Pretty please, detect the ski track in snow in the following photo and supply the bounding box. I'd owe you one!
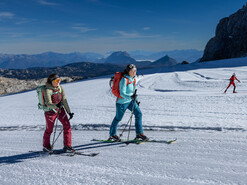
[1,68,247,131]
[1,62,247,184]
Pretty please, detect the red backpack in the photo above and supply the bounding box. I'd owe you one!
[111,72,136,99]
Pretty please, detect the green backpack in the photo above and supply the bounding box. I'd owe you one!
[37,85,61,112]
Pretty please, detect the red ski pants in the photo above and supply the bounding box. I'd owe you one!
[226,81,236,89]
[43,108,71,148]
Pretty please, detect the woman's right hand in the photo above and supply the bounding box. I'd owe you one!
[56,101,63,108]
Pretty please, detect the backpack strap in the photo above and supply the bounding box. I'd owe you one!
[123,76,129,86]
[41,89,46,108]
[124,77,136,86]
[117,76,136,101]
[123,76,136,86]
[46,87,62,113]
[50,86,62,99]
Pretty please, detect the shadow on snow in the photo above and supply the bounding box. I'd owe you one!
[0,141,125,165]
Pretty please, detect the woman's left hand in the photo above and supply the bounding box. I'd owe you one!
[69,113,74,120]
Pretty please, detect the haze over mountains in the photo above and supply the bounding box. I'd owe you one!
[0,51,178,81]
[129,49,203,63]
[0,49,202,69]
[0,52,104,69]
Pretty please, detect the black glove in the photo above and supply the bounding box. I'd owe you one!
[56,101,63,108]
[136,101,140,106]
[131,93,138,100]
[68,113,74,120]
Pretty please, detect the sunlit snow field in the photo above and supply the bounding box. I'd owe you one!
[0,57,247,184]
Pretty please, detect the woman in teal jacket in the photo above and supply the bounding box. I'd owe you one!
[109,64,148,141]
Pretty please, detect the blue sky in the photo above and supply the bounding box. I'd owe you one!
[0,0,246,54]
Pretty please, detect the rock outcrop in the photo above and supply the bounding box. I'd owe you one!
[0,77,75,96]
[200,5,247,62]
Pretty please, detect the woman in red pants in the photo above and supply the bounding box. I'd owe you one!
[43,73,74,152]
[224,73,240,93]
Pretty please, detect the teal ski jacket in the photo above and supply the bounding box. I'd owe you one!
[117,74,137,104]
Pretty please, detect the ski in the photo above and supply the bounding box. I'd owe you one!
[29,150,99,157]
[91,139,141,144]
[52,150,99,157]
[91,138,177,144]
[144,138,177,144]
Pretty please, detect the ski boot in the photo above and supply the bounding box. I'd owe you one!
[135,133,149,141]
[43,146,53,153]
[233,87,237,93]
[108,135,121,142]
[63,146,75,153]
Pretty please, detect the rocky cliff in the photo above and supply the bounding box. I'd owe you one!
[200,5,247,62]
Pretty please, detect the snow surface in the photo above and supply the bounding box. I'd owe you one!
[0,57,247,184]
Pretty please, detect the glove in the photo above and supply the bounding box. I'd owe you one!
[136,101,140,106]
[56,101,63,108]
[69,113,74,120]
[131,93,138,100]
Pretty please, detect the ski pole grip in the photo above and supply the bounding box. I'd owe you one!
[133,89,137,101]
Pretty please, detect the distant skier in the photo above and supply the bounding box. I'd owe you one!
[224,73,240,93]
[109,64,148,141]
[42,74,75,152]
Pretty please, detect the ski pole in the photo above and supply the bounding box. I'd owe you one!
[127,109,134,141]
[51,109,60,149]
[53,128,63,147]
[119,89,137,138]
[127,89,137,141]
[220,86,226,92]
[221,80,229,92]
[119,111,133,138]
[52,111,74,148]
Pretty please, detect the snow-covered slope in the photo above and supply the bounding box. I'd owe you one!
[1,61,247,131]
[0,58,247,184]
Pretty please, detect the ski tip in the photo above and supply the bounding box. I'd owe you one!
[92,153,100,157]
[167,138,177,144]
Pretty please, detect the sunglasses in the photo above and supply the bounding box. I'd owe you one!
[54,78,61,83]
[131,68,137,72]
[129,64,137,71]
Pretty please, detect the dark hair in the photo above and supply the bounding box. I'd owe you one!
[123,68,129,75]
[123,64,136,75]
[47,73,60,84]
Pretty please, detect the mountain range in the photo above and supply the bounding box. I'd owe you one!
[0,51,177,80]
[0,62,123,80]
[0,49,200,69]
[104,51,178,68]
[0,52,104,69]
[129,49,203,63]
